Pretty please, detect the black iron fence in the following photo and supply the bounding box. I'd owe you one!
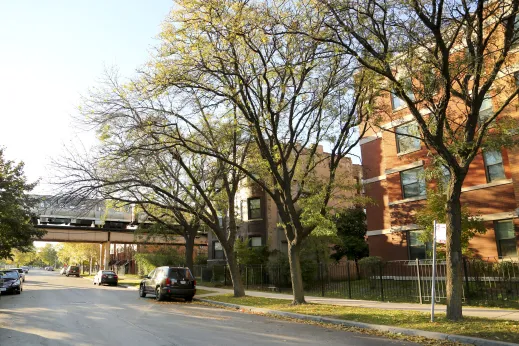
[193,257,519,307]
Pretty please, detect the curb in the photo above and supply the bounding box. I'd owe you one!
[195,298,518,346]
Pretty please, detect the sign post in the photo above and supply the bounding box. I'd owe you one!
[431,221,446,322]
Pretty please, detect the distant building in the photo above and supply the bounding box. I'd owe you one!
[207,145,362,262]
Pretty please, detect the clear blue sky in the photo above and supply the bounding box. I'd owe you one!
[0,1,173,193]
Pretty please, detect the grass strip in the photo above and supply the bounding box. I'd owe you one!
[195,289,217,295]
[205,294,519,343]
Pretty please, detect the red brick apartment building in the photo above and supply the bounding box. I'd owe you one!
[361,90,519,261]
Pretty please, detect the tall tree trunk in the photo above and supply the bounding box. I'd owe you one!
[89,257,92,275]
[184,233,195,272]
[223,247,245,297]
[288,241,306,304]
[445,178,464,321]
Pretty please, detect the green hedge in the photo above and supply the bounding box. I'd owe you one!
[134,252,184,275]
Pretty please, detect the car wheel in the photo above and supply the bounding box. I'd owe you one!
[139,284,146,298]
[185,296,193,302]
[77,275,80,277]
[66,274,69,277]
[155,287,164,301]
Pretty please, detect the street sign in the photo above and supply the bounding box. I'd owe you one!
[435,223,446,244]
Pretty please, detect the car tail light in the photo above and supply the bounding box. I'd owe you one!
[194,279,197,286]
[165,277,171,285]
[114,275,118,278]
[102,275,107,278]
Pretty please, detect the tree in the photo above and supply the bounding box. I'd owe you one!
[319,0,519,319]
[330,208,368,262]
[0,148,45,259]
[38,244,58,266]
[55,72,250,297]
[416,165,486,257]
[148,0,371,304]
[56,243,99,273]
[7,248,38,266]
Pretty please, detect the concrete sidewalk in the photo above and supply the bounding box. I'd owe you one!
[196,285,519,321]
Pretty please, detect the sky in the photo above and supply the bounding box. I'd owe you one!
[0,0,361,199]
[0,0,174,193]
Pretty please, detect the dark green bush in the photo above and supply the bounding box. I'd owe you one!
[134,251,184,275]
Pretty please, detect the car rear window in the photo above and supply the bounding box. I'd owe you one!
[70,266,79,270]
[103,271,115,275]
[168,268,193,280]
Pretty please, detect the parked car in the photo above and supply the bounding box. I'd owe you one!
[66,266,80,277]
[60,267,67,275]
[10,268,25,282]
[139,266,196,302]
[21,266,29,273]
[93,270,118,286]
[0,270,23,294]
[47,267,55,271]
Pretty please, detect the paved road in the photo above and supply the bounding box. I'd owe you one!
[0,270,418,346]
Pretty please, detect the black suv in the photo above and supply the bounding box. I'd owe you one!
[139,266,196,302]
[66,266,80,277]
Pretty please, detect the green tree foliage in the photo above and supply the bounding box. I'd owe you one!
[416,166,486,257]
[134,250,184,276]
[6,248,38,266]
[0,149,44,259]
[38,244,58,266]
[330,209,369,262]
[57,243,99,267]
[234,238,269,266]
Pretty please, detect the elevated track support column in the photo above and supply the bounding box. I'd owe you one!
[104,241,111,270]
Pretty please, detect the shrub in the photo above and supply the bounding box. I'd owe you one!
[235,238,270,265]
[134,251,184,275]
[194,254,208,265]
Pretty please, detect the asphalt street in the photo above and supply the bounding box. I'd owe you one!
[0,269,419,346]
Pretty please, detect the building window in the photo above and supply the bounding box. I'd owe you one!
[250,236,262,247]
[391,79,414,110]
[495,220,517,258]
[213,241,224,260]
[408,230,431,260]
[248,198,261,220]
[440,165,451,187]
[400,167,426,199]
[513,19,519,48]
[478,95,493,122]
[396,122,421,153]
[280,241,288,255]
[483,150,506,182]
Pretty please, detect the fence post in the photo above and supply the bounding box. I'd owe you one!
[260,264,263,291]
[379,261,385,302]
[224,265,227,286]
[416,258,423,304]
[463,257,470,305]
[320,263,325,297]
[347,262,352,299]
